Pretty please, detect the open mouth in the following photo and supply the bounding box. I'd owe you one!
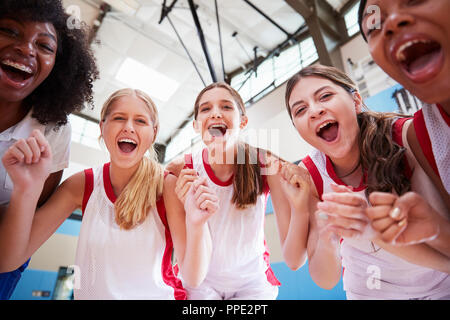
[117,138,137,153]
[208,124,227,137]
[316,120,339,142]
[395,38,443,82]
[0,59,34,84]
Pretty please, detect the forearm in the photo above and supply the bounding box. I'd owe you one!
[282,207,309,270]
[179,222,212,288]
[375,240,450,274]
[427,214,450,258]
[308,236,342,290]
[0,187,42,272]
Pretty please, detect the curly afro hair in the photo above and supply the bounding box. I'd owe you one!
[0,0,99,127]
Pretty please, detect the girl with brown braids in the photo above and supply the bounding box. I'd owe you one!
[0,0,98,299]
[284,64,449,299]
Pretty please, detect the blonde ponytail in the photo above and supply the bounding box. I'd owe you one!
[100,88,164,230]
[114,150,164,230]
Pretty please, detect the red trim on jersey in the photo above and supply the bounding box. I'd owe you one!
[261,193,280,286]
[262,174,270,198]
[392,117,413,179]
[437,104,450,126]
[264,239,281,286]
[413,109,441,180]
[82,168,94,217]
[156,187,187,300]
[325,156,366,192]
[202,148,234,186]
[103,163,117,204]
[184,153,193,170]
[302,155,324,199]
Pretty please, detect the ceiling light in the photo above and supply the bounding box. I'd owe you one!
[115,57,180,102]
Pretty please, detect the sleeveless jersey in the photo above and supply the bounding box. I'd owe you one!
[184,149,280,292]
[303,143,450,300]
[413,103,450,193]
[73,163,186,300]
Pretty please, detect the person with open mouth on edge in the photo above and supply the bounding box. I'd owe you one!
[166,82,311,299]
[358,0,450,258]
[0,0,98,300]
[284,64,450,300]
[0,88,220,300]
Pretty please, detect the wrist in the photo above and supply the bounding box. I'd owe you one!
[186,219,208,231]
[318,230,340,246]
[12,184,43,199]
[426,214,445,245]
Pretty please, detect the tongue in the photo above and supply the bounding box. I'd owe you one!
[208,128,225,137]
[118,142,136,153]
[408,50,440,74]
[320,123,338,142]
[2,65,30,82]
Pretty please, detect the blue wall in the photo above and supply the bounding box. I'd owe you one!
[364,84,403,112]
[12,262,345,300]
[10,269,57,300]
[272,262,345,300]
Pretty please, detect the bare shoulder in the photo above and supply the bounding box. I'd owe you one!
[165,156,185,177]
[57,171,86,207]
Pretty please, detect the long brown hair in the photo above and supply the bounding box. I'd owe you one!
[285,65,411,196]
[100,88,164,230]
[194,82,264,209]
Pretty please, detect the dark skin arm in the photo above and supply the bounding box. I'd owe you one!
[0,169,64,216]
[0,169,64,264]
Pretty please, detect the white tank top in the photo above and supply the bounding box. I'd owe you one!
[413,103,450,193]
[303,142,450,299]
[184,149,280,292]
[73,163,186,300]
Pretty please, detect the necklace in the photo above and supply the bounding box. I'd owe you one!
[337,160,361,179]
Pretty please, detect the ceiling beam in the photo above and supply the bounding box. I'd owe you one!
[285,0,345,67]
[187,0,217,83]
[242,0,292,38]
[339,0,359,15]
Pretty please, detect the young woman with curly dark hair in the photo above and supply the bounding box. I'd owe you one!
[0,0,98,299]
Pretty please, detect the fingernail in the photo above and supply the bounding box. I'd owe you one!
[398,218,407,227]
[390,207,401,219]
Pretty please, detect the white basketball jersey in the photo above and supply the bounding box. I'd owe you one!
[73,163,186,300]
[413,103,450,193]
[303,147,450,300]
[184,149,280,292]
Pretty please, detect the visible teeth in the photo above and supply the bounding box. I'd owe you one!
[209,124,227,129]
[118,138,136,144]
[317,121,335,133]
[396,39,431,62]
[1,60,33,74]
